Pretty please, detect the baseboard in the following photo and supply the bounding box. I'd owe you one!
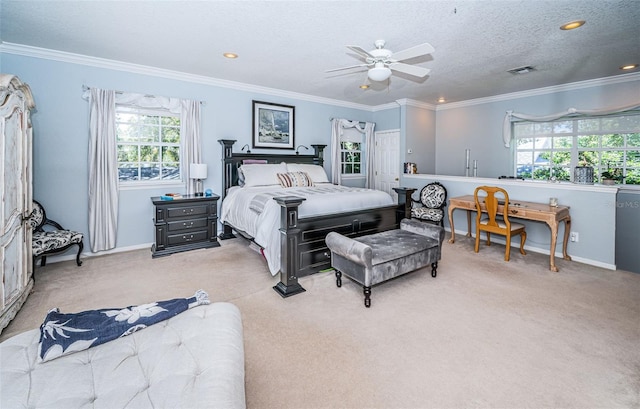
[37,243,153,266]
[446,227,616,271]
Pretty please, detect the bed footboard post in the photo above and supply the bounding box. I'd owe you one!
[393,187,416,223]
[273,196,307,298]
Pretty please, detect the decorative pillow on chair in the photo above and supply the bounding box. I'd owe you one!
[277,171,314,188]
[38,290,210,362]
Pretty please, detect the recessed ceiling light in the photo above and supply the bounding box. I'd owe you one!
[438,97,446,103]
[223,53,238,59]
[620,64,639,70]
[359,84,370,89]
[560,20,586,30]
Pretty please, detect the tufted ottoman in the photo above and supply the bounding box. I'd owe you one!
[0,302,246,409]
[326,218,444,307]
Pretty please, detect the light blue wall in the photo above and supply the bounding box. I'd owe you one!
[3,54,373,251]
[402,175,618,269]
[434,80,640,177]
[405,105,436,174]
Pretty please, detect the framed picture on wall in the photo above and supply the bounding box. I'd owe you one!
[252,100,295,149]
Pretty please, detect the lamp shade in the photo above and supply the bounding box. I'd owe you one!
[368,64,392,82]
[189,163,207,179]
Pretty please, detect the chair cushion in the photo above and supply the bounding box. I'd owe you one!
[32,230,84,256]
[411,207,444,222]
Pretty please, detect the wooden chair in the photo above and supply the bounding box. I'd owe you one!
[473,186,526,261]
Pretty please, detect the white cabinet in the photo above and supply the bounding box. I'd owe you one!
[0,75,35,334]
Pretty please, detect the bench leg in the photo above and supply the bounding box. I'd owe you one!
[431,261,438,278]
[335,270,342,287]
[363,286,371,308]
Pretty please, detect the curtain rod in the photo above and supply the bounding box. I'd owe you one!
[82,85,205,104]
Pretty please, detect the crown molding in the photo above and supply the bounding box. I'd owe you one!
[0,42,373,111]
[435,72,640,111]
[3,42,638,114]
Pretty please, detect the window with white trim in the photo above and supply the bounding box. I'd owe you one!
[513,112,640,185]
[340,127,363,176]
[116,106,181,183]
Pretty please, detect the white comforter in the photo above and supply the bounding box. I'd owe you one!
[220,184,395,275]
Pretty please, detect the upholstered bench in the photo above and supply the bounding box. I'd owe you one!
[325,218,444,307]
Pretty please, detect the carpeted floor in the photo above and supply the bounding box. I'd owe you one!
[2,237,639,408]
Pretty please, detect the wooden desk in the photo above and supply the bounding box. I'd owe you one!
[447,195,571,272]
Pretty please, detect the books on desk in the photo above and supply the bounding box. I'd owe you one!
[161,193,183,200]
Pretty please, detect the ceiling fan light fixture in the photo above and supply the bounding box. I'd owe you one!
[368,65,392,82]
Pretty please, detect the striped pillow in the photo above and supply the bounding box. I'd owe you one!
[277,171,314,188]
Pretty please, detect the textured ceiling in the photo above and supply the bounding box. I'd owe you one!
[1,0,639,107]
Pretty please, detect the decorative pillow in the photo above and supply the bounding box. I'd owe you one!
[277,171,314,188]
[38,290,210,363]
[286,163,330,183]
[240,163,287,187]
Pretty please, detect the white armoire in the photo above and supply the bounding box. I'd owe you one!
[0,74,35,334]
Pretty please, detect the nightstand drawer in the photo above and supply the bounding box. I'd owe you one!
[167,217,208,232]
[167,204,209,220]
[167,230,209,245]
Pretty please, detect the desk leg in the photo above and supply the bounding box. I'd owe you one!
[448,206,456,243]
[548,220,560,272]
[466,210,472,238]
[562,216,572,261]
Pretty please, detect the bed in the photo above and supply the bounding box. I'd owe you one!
[218,139,414,297]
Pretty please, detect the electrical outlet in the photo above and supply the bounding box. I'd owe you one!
[570,232,579,242]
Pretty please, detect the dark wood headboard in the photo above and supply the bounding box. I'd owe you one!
[218,139,327,199]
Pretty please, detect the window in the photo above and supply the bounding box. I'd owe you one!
[340,141,362,175]
[116,106,181,183]
[513,112,640,185]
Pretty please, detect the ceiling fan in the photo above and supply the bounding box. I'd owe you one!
[327,39,434,82]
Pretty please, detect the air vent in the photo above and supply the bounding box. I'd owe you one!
[507,66,536,75]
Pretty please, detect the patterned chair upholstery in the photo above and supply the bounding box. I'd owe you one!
[411,182,448,226]
[29,200,83,268]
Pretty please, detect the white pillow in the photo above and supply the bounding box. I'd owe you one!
[239,163,288,187]
[286,163,330,183]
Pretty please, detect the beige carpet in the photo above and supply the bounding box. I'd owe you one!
[2,237,639,409]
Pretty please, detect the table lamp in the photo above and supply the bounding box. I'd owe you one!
[190,163,207,196]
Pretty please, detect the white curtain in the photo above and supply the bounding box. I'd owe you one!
[502,102,640,148]
[88,88,118,252]
[330,118,376,187]
[180,100,201,195]
[85,87,202,250]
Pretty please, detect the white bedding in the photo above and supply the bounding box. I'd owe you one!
[220,184,395,275]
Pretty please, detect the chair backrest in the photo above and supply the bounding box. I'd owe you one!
[419,182,447,209]
[473,186,513,230]
[29,200,46,231]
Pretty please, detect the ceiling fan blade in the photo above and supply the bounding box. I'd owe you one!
[346,45,374,59]
[389,62,431,78]
[326,64,369,73]
[390,42,435,61]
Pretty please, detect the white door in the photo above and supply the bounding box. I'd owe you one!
[374,130,400,201]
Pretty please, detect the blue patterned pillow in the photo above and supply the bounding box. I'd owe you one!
[38,290,210,362]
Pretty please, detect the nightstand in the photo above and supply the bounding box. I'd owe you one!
[151,194,220,257]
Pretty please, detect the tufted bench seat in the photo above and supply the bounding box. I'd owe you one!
[0,302,246,409]
[326,218,444,307]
